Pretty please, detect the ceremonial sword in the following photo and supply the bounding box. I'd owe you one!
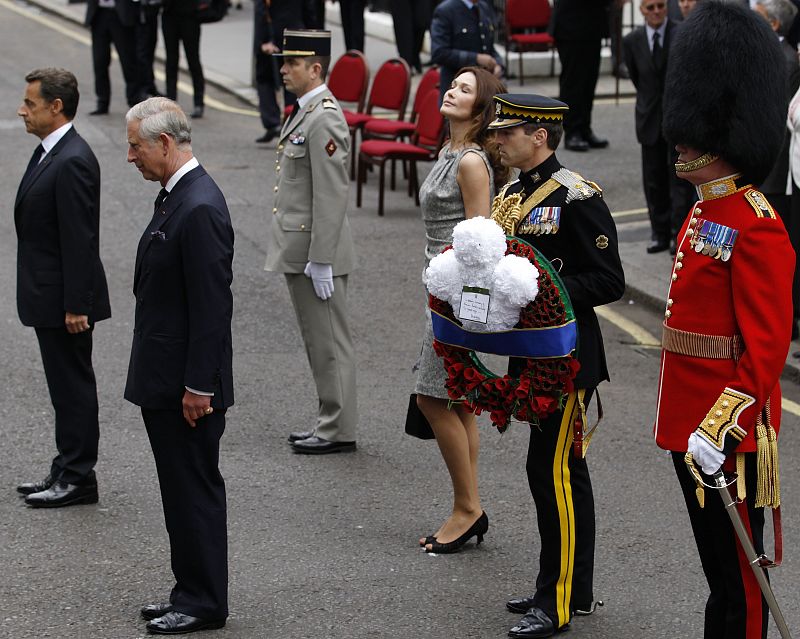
[712,471,792,639]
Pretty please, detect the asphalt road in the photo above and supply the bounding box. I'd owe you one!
[1,4,800,638]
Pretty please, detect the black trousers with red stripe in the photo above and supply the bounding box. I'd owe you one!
[672,452,768,639]
[526,389,596,629]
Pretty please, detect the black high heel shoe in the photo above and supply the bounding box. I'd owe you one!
[424,512,488,554]
[419,535,437,547]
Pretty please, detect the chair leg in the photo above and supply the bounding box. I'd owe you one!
[357,152,364,207]
[412,161,420,206]
[378,160,386,217]
[519,51,524,86]
[550,48,555,77]
[390,159,396,191]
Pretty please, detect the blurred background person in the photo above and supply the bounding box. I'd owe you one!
[430,0,503,105]
[415,66,507,554]
[253,0,316,143]
[552,0,620,152]
[755,0,800,244]
[162,0,206,118]
[390,0,432,73]
[624,0,695,255]
[85,0,139,114]
[677,0,697,18]
[339,0,367,50]
[135,0,162,100]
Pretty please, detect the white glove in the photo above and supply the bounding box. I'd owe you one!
[687,432,726,476]
[304,261,334,300]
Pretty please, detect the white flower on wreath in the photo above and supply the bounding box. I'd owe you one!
[424,216,540,332]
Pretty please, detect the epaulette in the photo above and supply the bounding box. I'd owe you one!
[744,189,778,219]
[552,168,602,203]
[321,97,338,110]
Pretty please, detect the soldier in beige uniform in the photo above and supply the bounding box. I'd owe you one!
[265,30,358,454]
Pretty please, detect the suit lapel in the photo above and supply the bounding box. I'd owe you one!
[15,127,77,210]
[133,165,206,292]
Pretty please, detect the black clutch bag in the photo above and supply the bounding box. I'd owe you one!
[405,393,435,440]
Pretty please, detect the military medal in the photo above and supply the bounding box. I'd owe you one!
[519,206,562,235]
[694,220,710,253]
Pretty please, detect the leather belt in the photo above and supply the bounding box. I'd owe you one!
[662,323,744,360]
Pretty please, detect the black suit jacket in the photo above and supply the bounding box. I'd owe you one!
[15,127,111,328]
[85,0,138,27]
[623,21,678,147]
[125,165,235,410]
[761,38,800,194]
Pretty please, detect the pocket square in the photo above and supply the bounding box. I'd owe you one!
[150,230,167,241]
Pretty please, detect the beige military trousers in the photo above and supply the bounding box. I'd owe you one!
[284,273,358,442]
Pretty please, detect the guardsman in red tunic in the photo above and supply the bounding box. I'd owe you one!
[655,3,794,638]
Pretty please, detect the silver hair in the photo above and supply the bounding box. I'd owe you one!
[757,0,798,35]
[126,97,192,148]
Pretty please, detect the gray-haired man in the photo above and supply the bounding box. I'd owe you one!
[125,97,234,635]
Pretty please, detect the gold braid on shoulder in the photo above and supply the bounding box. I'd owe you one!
[491,190,523,235]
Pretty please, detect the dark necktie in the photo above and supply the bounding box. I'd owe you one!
[21,144,44,187]
[154,187,168,213]
[652,31,664,70]
[286,102,300,125]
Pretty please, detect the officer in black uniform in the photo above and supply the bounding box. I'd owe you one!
[488,94,625,639]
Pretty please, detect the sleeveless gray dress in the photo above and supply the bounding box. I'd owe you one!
[414,145,494,399]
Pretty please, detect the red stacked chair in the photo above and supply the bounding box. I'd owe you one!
[505,0,556,84]
[356,88,445,217]
[362,66,440,191]
[342,58,411,179]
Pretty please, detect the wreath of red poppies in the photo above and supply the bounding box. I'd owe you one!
[429,238,580,432]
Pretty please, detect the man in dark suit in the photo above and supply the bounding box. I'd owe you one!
[551,0,616,152]
[755,0,800,222]
[253,0,317,143]
[339,0,368,51]
[430,0,503,105]
[125,97,234,635]
[391,0,432,73]
[15,68,110,508]
[85,0,139,114]
[624,0,695,254]
[162,0,206,118]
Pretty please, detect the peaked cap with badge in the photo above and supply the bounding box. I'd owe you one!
[655,4,795,635]
[273,29,332,57]
[488,94,568,130]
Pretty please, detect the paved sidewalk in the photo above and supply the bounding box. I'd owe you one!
[21,0,800,381]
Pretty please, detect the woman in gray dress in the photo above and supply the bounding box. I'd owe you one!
[416,67,508,554]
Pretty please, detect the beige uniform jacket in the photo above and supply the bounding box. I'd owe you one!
[265,88,356,275]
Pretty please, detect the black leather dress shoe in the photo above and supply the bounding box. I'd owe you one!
[146,611,225,634]
[141,603,173,621]
[669,240,678,256]
[564,135,589,152]
[585,132,609,148]
[288,430,314,443]
[506,594,536,614]
[291,436,356,454]
[191,105,204,119]
[24,479,98,508]
[89,106,108,115]
[17,473,55,496]
[256,127,281,143]
[508,607,565,638]
[646,240,670,254]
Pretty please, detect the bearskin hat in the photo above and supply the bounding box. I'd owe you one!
[662,0,786,184]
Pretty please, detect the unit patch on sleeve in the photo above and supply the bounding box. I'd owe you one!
[325,138,337,157]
